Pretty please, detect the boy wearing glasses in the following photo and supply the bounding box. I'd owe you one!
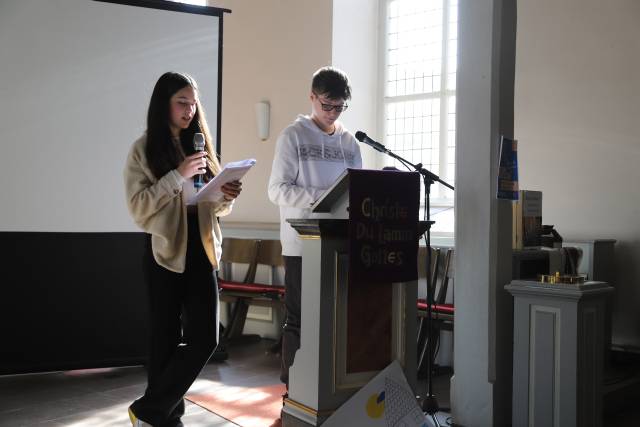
[268,66,362,389]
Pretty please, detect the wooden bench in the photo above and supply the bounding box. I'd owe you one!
[217,238,285,344]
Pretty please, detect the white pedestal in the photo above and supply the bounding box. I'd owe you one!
[505,280,613,427]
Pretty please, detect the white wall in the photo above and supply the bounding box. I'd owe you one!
[209,0,382,228]
[332,0,381,169]
[515,0,640,348]
[208,0,334,226]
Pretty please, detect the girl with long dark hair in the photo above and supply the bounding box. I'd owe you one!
[124,72,241,427]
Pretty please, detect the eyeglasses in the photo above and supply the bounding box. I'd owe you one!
[313,92,348,113]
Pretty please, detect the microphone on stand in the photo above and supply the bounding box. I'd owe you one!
[355,131,388,153]
[193,132,205,191]
[355,128,454,425]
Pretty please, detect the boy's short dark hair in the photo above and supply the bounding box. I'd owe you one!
[311,66,351,100]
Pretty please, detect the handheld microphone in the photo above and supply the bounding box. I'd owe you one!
[193,132,205,191]
[355,131,387,153]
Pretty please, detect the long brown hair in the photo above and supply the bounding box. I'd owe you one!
[145,72,220,180]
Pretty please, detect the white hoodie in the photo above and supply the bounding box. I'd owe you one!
[268,115,362,256]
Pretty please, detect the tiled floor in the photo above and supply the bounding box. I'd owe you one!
[5,341,640,427]
[0,339,454,427]
[0,340,282,427]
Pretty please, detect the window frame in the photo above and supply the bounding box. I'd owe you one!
[378,0,457,214]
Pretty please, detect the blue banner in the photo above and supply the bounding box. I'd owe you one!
[497,136,519,200]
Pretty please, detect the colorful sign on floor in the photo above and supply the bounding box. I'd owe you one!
[323,361,428,427]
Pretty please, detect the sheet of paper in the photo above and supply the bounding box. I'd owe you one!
[188,158,256,204]
[322,361,428,427]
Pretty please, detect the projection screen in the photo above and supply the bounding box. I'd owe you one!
[0,0,226,232]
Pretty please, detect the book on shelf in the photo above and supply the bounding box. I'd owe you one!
[512,190,542,249]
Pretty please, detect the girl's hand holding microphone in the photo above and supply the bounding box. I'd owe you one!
[177,151,208,179]
[176,151,241,202]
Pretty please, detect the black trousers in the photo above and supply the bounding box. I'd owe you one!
[280,255,302,386]
[131,213,219,426]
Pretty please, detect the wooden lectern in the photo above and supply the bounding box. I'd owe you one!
[281,169,430,426]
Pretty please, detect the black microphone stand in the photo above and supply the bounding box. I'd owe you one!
[376,145,454,426]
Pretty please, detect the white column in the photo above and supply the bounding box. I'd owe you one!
[452,0,516,425]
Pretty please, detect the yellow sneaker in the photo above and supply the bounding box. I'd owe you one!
[128,407,152,426]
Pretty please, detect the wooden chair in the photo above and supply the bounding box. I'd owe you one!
[217,238,285,343]
[416,247,454,376]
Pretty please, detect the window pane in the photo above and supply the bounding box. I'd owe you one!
[446,1,458,90]
[383,0,457,234]
[385,0,443,97]
[430,207,454,233]
[448,72,457,90]
[383,98,440,172]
